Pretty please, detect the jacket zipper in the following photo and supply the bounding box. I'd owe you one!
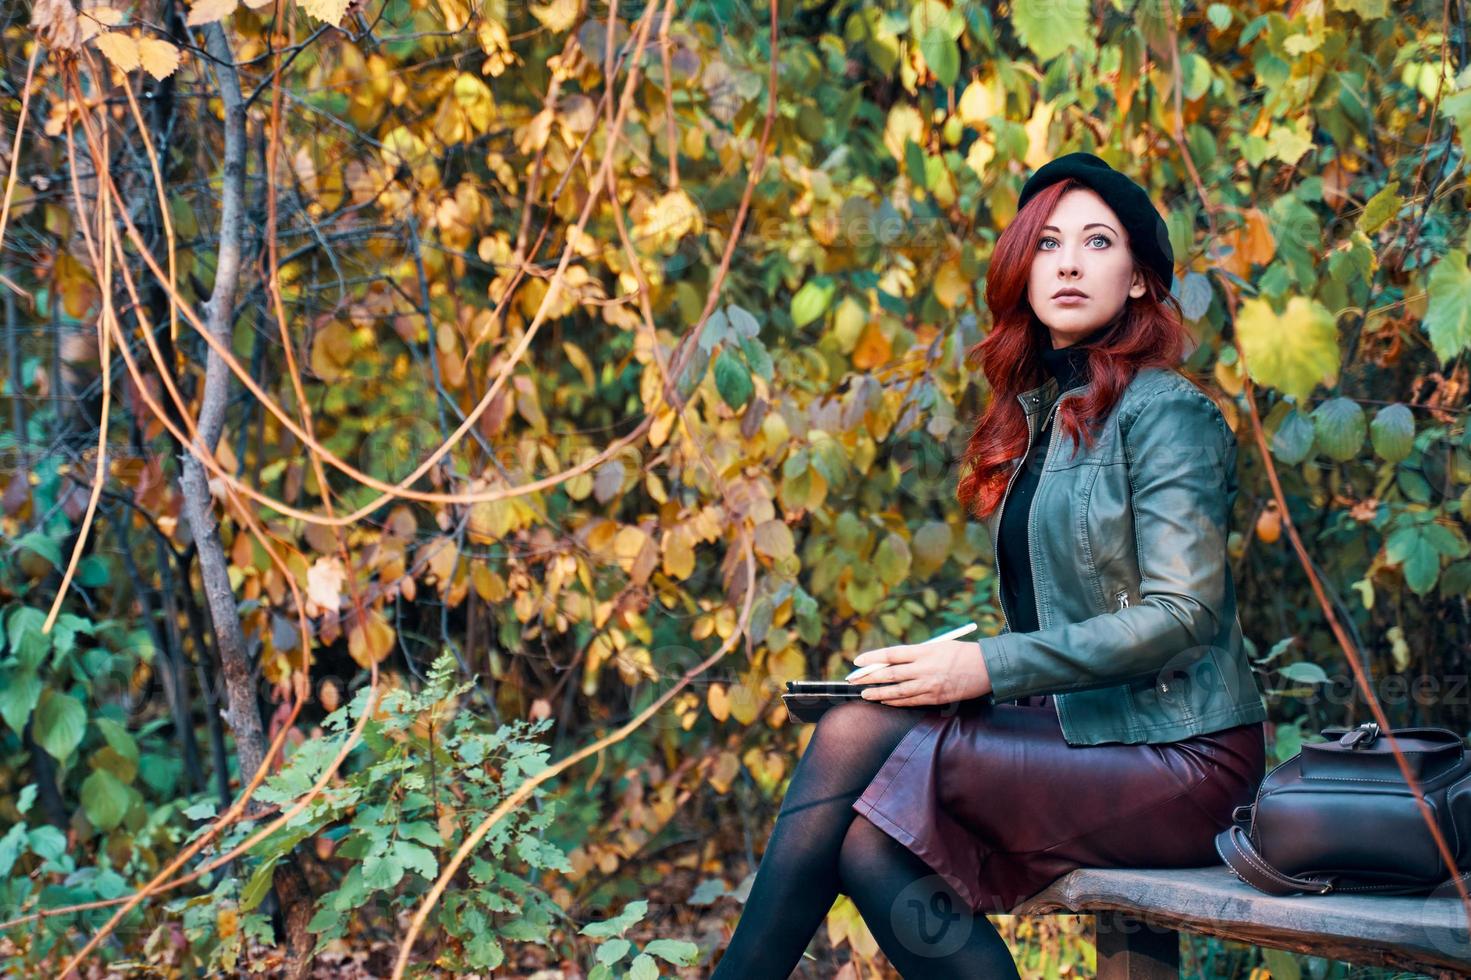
[991,381,1089,633]
[1116,589,1130,611]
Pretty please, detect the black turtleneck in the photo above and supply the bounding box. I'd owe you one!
[995,338,1094,638]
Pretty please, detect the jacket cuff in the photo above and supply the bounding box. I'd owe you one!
[977,635,1024,702]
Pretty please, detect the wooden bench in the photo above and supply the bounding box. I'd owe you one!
[1011,865,1471,979]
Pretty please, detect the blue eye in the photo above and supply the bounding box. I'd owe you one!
[1038,235,1111,249]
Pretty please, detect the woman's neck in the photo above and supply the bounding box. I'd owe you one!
[1039,338,1092,392]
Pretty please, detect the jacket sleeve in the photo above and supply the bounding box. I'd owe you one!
[977,385,1238,702]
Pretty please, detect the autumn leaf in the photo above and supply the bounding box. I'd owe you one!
[306,557,345,615]
[186,0,238,26]
[347,606,395,668]
[298,0,351,24]
[1234,296,1340,402]
[138,38,181,80]
[94,31,140,72]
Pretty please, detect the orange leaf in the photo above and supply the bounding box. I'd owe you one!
[347,607,395,668]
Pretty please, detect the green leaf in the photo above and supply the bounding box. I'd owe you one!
[361,852,405,891]
[5,606,47,654]
[595,939,632,965]
[393,839,438,880]
[920,28,959,88]
[17,784,37,815]
[1235,296,1340,402]
[1312,397,1366,461]
[580,899,648,938]
[13,532,61,569]
[696,309,728,354]
[791,278,836,329]
[1270,410,1316,464]
[75,555,109,588]
[643,939,700,966]
[628,953,660,980]
[1386,525,1443,594]
[686,878,728,905]
[713,349,753,410]
[1277,662,1328,685]
[725,304,760,339]
[1369,403,1415,462]
[1009,0,1090,62]
[240,854,281,913]
[33,689,86,762]
[874,533,912,587]
[28,825,66,862]
[465,932,504,969]
[739,335,773,382]
[1425,249,1471,365]
[1358,185,1402,235]
[95,717,139,764]
[81,769,130,831]
[0,668,42,736]
[909,0,962,38]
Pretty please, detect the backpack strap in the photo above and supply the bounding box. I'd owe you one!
[1214,825,1336,896]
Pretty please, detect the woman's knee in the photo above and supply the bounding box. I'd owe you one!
[836,813,891,892]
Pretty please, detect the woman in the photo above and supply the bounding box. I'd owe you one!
[709,152,1269,977]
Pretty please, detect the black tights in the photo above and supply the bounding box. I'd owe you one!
[710,700,1021,979]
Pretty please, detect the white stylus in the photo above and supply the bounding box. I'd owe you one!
[844,622,978,681]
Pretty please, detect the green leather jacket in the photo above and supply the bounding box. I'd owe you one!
[977,366,1269,746]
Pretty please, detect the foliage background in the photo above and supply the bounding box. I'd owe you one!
[1,0,1469,974]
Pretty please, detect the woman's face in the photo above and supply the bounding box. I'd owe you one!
[1026,187,1146,349]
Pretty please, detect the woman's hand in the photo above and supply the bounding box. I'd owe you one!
[849,639,993,707]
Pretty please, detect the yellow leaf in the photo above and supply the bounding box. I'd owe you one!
[707,684,730,723]
[420,535,458,587]
[309,321,353,382]
[957,77,1000,128]
[529,0,580,32]
[882,104,925,161]
[707,750,739,792]
[185,0,238,26]
[1235,296,1340,403]
[933,256,969,309]
[661,526,695,580]
[77,6,124,42]
[634,189,703,250]
[138,37,180,80]
[348,607,395,668]
[298,0,350,24]
[94,31,139,72]
[453,72,495,133]
[768,646,805,684]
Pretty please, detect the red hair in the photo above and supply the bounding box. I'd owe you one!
[956,177,1212,521]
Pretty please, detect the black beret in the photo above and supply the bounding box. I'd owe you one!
[1015,151,1175,291]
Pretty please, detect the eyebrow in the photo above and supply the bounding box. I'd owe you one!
[1041,223,1118,234]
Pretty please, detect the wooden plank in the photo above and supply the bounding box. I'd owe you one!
[1095,913,1179,980]
[1011,866,1471,977]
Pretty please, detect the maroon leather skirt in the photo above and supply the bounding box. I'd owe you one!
[852,693,1266,916]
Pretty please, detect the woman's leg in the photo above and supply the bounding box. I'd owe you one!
[710,700,927,978]
[837,814,1021,978]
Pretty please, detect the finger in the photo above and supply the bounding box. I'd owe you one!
[883,694,941,708]
[863,679,924,701]
[857,663,914,686]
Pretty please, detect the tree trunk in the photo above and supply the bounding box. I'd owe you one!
[173,21,315,978]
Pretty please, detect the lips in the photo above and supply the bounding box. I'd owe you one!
[1053,290,1088,299]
